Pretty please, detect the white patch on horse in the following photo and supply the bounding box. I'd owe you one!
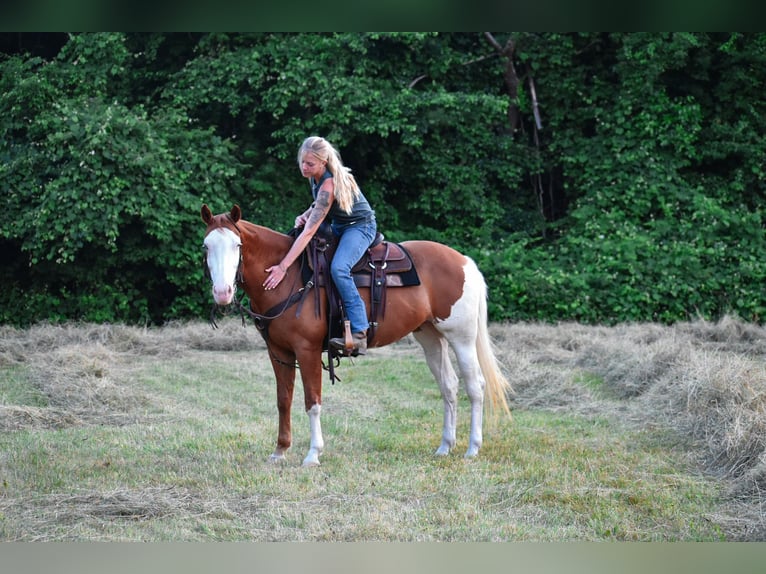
[433,257,481,335]
[204,228,241,305]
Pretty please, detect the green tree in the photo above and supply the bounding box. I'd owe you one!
[160,33,533,244]
[3,33,766,326]
[0,33,243,324]
[483,33,766,324]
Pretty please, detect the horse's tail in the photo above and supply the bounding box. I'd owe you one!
[475,269,513,421]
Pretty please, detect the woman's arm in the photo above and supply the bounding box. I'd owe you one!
[263,184,334,290]
[294,204,314,228]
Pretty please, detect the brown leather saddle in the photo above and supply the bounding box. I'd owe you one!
[301,225,420,348]
[351,238,416,286]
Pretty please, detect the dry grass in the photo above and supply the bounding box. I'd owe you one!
[0,320,257,431]
[2,316,766,540]
[490,316,766,539]
[490,318,766,484]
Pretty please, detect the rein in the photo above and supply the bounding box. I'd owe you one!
[205,217,344,383]
[208,213,306,330]
[234,277,311,332]
[208,285,342,382]
[207,247,307,332]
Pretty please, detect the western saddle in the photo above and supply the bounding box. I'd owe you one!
[301,224,420,356]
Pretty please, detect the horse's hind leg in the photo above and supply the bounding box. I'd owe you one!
[438,260,487,458]
[449,337,485,458]
[413,323,458,456]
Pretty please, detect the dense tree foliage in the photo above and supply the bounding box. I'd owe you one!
[1,32,764,325]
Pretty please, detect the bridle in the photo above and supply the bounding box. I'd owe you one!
[204,213,308,329]
[202,217,332,376]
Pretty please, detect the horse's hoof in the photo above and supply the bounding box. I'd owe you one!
[302,458,320,468]
[268,453,287,464]
[301,446,322,467]
[301,452,319,468]
[434,445,450,456]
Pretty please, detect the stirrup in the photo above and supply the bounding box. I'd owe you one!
[329,335,367,356]
[330,321,367,356]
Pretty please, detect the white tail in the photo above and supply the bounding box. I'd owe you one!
[476,276,513,420]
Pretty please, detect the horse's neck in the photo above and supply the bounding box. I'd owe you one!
[239,222,294,303]
[241,221,292,260]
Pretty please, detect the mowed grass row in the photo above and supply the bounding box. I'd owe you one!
[0,320,751,540]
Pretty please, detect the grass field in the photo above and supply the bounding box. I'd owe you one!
[1,317,765,541]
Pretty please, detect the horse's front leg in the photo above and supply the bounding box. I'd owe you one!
[268,348,297,464]
[297,350,325,467]
[302,403,323,467]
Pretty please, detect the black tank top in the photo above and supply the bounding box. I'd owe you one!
[311,170,375,225]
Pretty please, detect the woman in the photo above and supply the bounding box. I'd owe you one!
[263,136,377,355]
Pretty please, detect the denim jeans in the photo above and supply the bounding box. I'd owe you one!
[331,218,377,333]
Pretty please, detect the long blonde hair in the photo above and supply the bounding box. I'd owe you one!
[298,136,360,214]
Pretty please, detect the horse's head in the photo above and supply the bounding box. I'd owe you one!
[201,204,243,305]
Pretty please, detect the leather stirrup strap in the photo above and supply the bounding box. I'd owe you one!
[343,320,354,353]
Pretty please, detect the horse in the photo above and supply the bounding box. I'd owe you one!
[201,204,512,467]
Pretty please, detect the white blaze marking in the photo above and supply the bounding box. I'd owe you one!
[204,228,241,305]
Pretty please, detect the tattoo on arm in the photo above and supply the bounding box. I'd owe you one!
[279,189,333,268]
[307,190,332,228]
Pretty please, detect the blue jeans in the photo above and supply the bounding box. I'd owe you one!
[331,218,377,333]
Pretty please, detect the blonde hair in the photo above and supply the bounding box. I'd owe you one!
[298,136,360,214]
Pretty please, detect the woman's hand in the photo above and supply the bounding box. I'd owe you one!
[263,262,287,290]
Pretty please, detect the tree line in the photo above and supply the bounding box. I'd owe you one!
[1,32,764,325]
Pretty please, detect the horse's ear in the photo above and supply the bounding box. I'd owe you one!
[230,205,242,223]
[201,204,213,224]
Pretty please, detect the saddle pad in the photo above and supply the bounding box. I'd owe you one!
[353,271,420,288]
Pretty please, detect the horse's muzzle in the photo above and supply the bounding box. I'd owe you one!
[212,284,235,305]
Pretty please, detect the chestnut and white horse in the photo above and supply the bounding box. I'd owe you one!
[201,204,511,466]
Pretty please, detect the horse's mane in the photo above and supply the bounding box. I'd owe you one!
[238,219,292,242]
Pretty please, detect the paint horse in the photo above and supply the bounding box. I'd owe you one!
[201,204,512,466]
